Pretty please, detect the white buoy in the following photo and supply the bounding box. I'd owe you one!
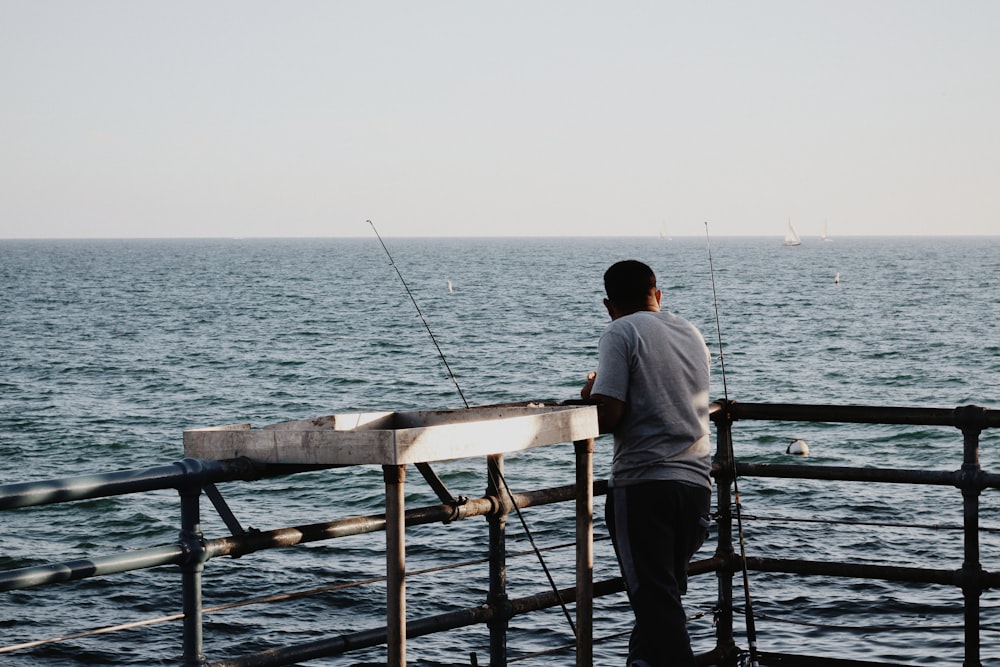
[834,272,841,284]
[447,280,454,293]
[786,439,809,456]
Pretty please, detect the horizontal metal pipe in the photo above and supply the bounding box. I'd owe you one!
[505,557,723,619]
[0,545,184,592]
[1,481,611,591]
[744,556,1000,589]
[206,482,609,560]
[209,604,500,666]
[0,458,260,510]
[754,651,916,667]
[207,514,390,560]
[207,562,722,667]
[727,402,1000,429]
[737,462,955,485]
[208,622,405,667]
[736,462,1000,490]
[207,576,627,667]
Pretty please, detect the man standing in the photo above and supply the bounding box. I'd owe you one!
[581,259,712,667]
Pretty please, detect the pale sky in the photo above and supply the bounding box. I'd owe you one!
[2,1,998,239]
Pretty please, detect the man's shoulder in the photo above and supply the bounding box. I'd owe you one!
[603,311,703,342]
[623,310,698,332]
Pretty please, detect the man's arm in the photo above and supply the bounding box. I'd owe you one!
[581,371,625,433]
[591,393,626,434]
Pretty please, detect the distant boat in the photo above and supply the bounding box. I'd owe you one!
[659,225,672,241]
[782,219,801,246]
[820,221,832,242]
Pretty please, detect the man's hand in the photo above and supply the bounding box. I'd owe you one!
[581,371,597,399]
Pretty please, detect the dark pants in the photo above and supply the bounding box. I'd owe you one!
[606,480,711,667]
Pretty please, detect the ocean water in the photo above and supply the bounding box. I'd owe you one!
[1,235,998,666]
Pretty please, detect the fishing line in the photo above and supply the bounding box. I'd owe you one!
[705,221,760,667]
[369,220,469,408]
[487,456,578,637]
[368,220,576,637]
[705,225,730,404]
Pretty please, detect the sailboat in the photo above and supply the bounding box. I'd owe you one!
[820,221,831,242]
[782,219,801,246]
[658,224,672,241]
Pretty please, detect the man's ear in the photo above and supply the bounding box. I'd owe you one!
[654,289,662,306]
[603,298,615,319]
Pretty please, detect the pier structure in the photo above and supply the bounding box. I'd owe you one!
[1,401,999,666]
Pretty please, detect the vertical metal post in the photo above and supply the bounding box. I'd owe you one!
[384,464,407,667]
[574,438,595,667]
[711,408,737,662]
[179,484,208,667]
[956,406,985,667]
[487,454,509,666]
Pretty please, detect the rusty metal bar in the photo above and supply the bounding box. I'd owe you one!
[207,576,633,667]
[710,405,738,660]
[574,438,595,667]
[486,454,509,666]
[0,458,260,510]
[207,603,495,667]
[0,544,185,591]
[958,406,985,667]
[414,461,461,505]
[742,556,1000,588]
[206,560,741,667]
[735,462,1000,489]
[179,482,209,667]
[0,482,605,593]
[382,464,407,667]
[753,652,916,667]
[728,402,1000,429]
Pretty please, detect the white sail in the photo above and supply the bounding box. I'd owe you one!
[820,221,831,242]
[782,219,801,246]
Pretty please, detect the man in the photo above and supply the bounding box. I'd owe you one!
[581,259,712,667]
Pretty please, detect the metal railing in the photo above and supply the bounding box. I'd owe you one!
[1,402,998,666]
[710,402,1000,667]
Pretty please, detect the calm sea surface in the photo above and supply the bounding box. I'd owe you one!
[1,236,998,665]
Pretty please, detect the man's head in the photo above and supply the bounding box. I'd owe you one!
[603,260,661,319]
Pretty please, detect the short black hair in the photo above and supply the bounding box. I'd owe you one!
[603,260,657,308]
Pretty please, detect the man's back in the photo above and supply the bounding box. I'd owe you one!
[592,309,711,488]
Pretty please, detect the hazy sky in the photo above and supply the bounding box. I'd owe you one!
[2,1,998,239]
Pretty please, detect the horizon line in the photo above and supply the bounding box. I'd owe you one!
[2,233,999,242]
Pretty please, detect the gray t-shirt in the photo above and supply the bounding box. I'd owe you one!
[591,310,711,489]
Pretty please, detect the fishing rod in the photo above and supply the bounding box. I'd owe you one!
[705,222,760,667]
[368,220,469,408]
[368,220,578,637]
